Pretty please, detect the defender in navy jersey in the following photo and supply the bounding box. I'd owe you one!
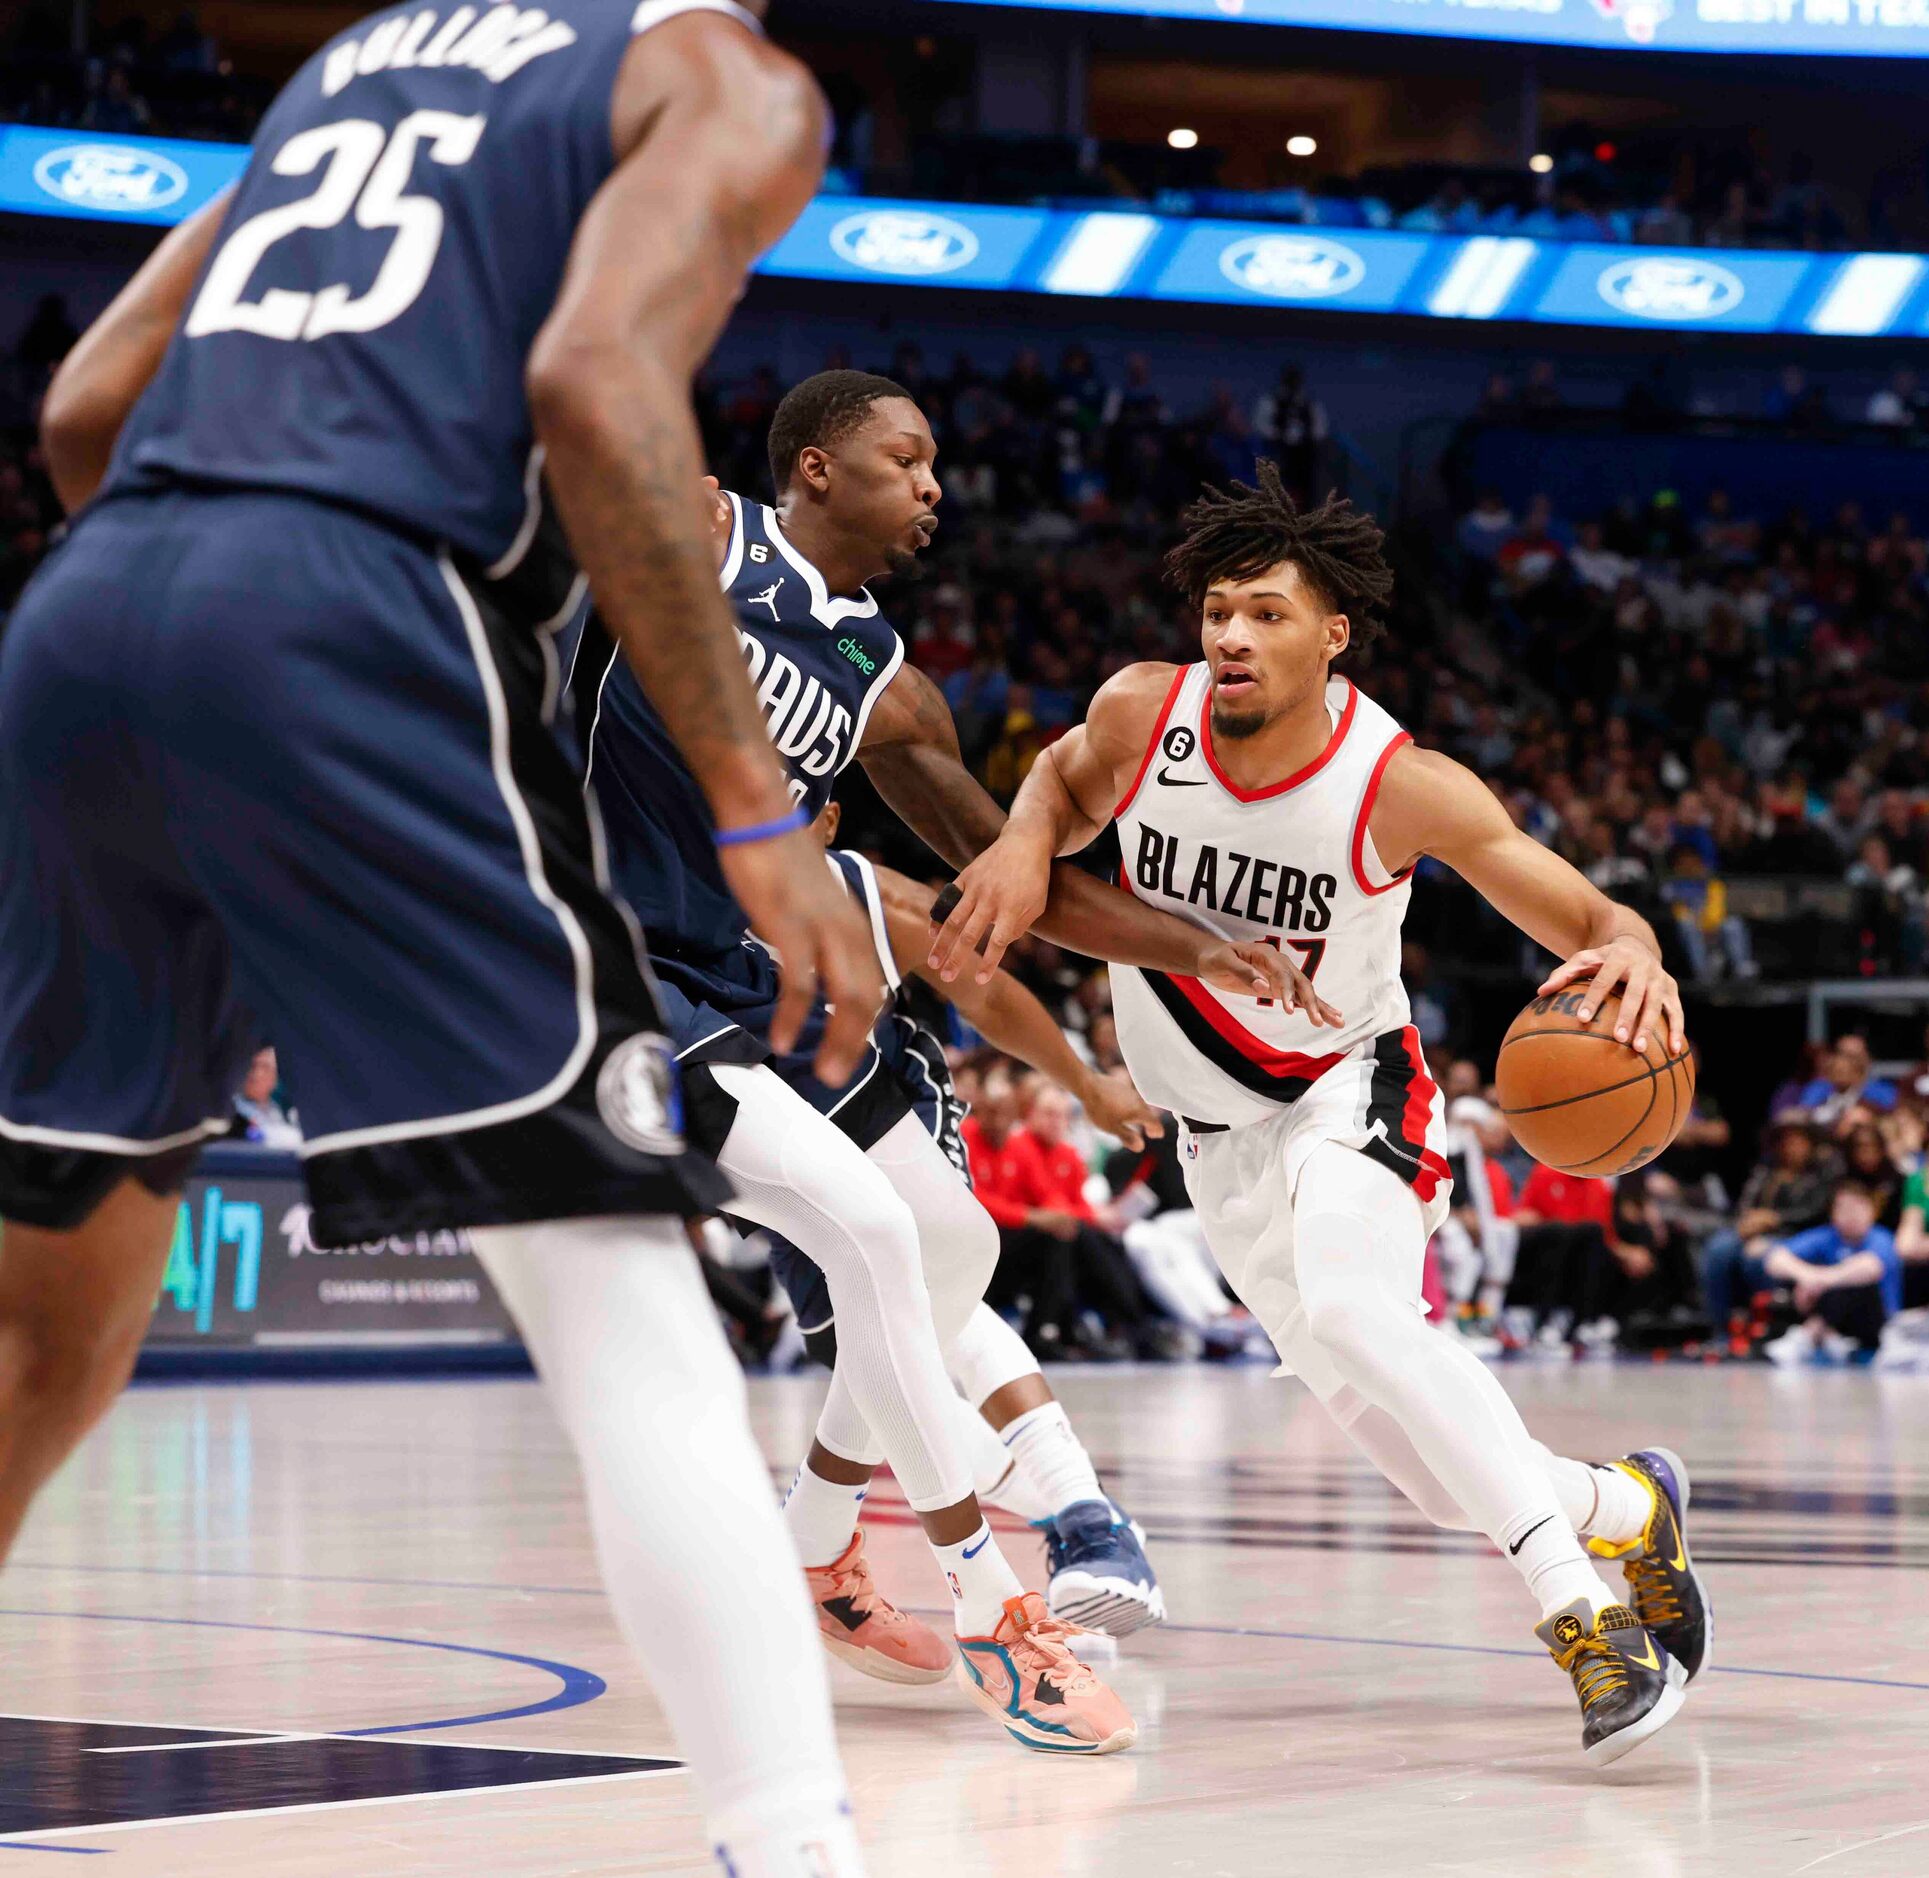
[570,372,1310,1747]
[0,8,882,1871]
[754,804,1171,1639]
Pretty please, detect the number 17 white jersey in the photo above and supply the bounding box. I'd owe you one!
[1109,665,1417,1128]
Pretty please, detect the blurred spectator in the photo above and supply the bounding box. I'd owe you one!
[967,1076,1172,1360]
[1661,845,1754,981]
[1791,1035,1897,1127]
[231,1047,300,1147]
[1752,1186,1902,1362]
[1865,366,1924,429]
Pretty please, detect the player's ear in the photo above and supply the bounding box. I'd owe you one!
[1327,612,1351,660]
[796,443,833,496]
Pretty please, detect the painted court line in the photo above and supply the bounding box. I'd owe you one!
[0,1769,684,1847]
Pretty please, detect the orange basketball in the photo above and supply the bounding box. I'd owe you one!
[1494,989,1694,1177]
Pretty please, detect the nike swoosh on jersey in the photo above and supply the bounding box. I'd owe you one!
[1157,768,1207,786]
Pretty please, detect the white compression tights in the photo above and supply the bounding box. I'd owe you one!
[802,1112,1001,1477]
[471,1216,863,1876]
[710,1069,978,1510]
[1275,1144,1612,1613]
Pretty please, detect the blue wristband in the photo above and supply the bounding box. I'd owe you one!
[715,804,810,849]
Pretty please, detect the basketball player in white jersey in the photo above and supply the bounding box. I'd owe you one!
[932,463,1711,1766]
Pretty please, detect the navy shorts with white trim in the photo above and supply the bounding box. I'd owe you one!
[0,488,726,1241]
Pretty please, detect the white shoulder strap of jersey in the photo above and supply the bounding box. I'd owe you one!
[717,489,745,590]
[832,850,902,993]
[632,0,762,38]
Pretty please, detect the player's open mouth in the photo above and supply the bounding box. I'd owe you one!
[1214,664,1257,694]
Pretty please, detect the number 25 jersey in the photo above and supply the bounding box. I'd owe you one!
[106,0,756,570]
[1110,665,1418,1128]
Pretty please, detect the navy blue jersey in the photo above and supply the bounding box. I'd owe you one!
[106,0,757,568]
[580,491,906,967]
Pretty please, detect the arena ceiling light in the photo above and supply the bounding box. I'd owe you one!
[1529,153,1555,174]
[1286,135,1317,157]
[1168,127,1199,150]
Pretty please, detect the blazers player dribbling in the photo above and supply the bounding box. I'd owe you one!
[933,462,1713,1766]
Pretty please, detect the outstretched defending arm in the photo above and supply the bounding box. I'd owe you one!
[41,191,230,512]
[1369,743,1685,1057]
[528,14,881,1075]
[867,865,1165,1151]
[861,664,1325,1010]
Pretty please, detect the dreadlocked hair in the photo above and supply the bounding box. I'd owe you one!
[1162,459,1394,662]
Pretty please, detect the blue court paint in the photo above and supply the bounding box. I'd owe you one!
[0,1844,110,1855]
[0,1610,605,1737]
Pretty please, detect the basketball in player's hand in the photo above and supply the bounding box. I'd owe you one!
[1494,990,1694,1176]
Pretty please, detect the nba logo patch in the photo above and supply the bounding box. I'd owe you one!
[946,1571,963,1600]
[596,1032,685,1156]
[1183,1131,1201,1162]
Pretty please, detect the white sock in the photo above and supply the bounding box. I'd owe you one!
[1580,1462,1655,1548]
[785,1462,867,1568]
[1502,1504,1619,1621]
[931,1521,1025,1636]
[999,1401,1105,1519]
[1532,1446,1655,1549]
[959,1398,1054,1522]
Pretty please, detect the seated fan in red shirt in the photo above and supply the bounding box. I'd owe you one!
[965,1074,1181,1363]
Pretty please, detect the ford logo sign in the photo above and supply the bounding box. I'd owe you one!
[32,142,190,214]
[1219,234,1366,301]
[830,210,980,278]
[1597,257,1743,321]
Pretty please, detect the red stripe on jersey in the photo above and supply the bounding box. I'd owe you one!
[1350,730,1416,897]
[1112,665,1191,822]
[1164,970,1345,1081]
[1200,676,1358,804]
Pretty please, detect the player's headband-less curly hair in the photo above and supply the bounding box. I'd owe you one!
[1163,459,1394,659]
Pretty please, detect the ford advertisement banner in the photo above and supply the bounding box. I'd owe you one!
[931,1,1929,60]
[145,1147,517,1350]
[0,123,247,225]
[11,127,1929,340]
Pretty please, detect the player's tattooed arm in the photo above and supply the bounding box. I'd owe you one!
[1372,744,1684,1056]
[863,665,1314,1007]
[529,16,881,1076]
[872,866,1164,1151]
[41,188,230,512]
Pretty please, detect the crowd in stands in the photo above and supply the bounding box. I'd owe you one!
[1451,467,1929,981]
[2,6,266,146]
[8,261,1928,1373]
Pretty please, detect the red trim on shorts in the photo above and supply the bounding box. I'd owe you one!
[1396,1025,1451,1203]
[1200,676,1357,805]
[1350,730,1416,897]
[1112,665,1191,822]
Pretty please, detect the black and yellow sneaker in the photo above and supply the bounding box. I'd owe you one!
[1535,1599,1686,1766]
[1587,1447,1712,1684]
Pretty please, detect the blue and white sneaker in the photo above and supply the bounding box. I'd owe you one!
[1040,1500,1166,1637]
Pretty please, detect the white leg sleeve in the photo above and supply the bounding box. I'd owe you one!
[947,1302,1040,1406]
[711,1065,970,1512]
[867,1112,998,1351]
[1285,1144,1576,1557]
[470,1216,857,1863]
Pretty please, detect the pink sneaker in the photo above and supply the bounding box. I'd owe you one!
[804,1530,954,1685]
[956,1592,1137,1754]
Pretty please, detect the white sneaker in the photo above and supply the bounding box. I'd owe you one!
[1766,1322,1820,1366]
[1574,1317,1621,1355]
